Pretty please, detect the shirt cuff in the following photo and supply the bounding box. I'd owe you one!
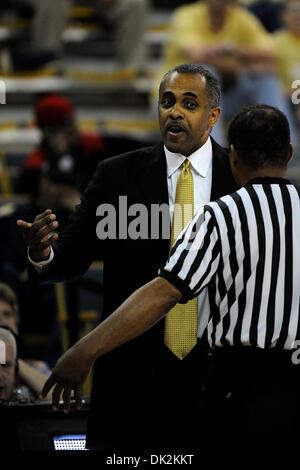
[28,247,54,272]
[158,268,194,304]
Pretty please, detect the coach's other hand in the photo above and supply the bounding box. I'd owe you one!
[17,209,59,261]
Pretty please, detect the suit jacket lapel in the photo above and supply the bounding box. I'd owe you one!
[136,142,170,256]
[137,142,169,207]
[211,138,237,200]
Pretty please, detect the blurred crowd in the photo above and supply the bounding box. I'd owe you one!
[154,0,300,155]
[0,0,300,406]
[0,0,149,73]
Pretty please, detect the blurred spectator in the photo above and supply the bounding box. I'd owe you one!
[154,0,296,145]
[274,0,300,171]
[0,148,85,364]
[20,0,71,55]
[92,0,150,74]
[9,95,151,360]
[17,94,106,198]
[0,322,51,404]
[238,0,283,32]
[274,1,300,98]
[0,285,52,401]
[0,283,19,333]
[0,0,71,72]
[0,326,17,402]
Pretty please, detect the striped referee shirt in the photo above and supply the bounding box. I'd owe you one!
[159,177,300,350]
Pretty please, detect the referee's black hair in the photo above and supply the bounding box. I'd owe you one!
[228,104,291,169]
[160,63,221,109]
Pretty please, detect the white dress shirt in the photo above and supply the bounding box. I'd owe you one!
[30,137,214,337]
[164,137,213,338]
[165,137,213,220]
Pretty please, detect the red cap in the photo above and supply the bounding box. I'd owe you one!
[35,95,74,128]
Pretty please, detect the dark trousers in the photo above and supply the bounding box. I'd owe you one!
[86,339,211,451]
[202,347,300,448]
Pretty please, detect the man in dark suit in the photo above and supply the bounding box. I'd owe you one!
[18,64,237,450]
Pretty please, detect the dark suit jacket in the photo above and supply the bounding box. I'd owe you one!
[31,139,237,450]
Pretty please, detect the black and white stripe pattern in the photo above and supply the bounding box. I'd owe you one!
[159,178,300,350]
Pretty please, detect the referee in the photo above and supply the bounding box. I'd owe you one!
[42,104,300,445]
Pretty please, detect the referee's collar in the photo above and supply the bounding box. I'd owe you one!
[246,176,292,185]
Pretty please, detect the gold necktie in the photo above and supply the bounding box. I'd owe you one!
[164,159,198,360]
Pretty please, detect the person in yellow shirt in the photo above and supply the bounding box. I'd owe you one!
[274,0,300,93]
[273,0,300,172]
[164,0,275,72]
[154,0,296,145]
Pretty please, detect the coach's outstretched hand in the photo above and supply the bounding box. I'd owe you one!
[17,209,59,261]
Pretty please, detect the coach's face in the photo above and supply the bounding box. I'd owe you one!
[158,71,220,157]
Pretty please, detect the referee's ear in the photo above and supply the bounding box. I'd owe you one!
[229,145,241,187]
[287,143,293,164]
[229,144,238,166]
